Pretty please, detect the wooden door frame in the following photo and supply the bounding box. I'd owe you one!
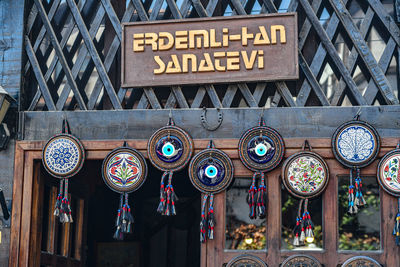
[9,138,400,267]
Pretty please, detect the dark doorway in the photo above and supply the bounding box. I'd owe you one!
[40,159,201,267]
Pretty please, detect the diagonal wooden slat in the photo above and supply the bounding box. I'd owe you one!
[25,36,56,111]
[222,85,238,108]
[33,0,87,110]
[237,83,258,107]
[65,0,122,109]
[298,52,330,106]
[330,6,375,106]
[363,38,397,104]
[57,2,106,110]
[87,1,136,109]
[100,0,122,41]
[205,85,222,108]
[329,0,398,105]
[143,88,162,109]
[191,87,206,109]
[171,86,190,109]
[367,0,400,47]
[299,0,368,106]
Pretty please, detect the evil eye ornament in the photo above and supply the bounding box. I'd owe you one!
[189,148,234,194]
[255,142,268,156]
[162,141,177,158]
[148,126,193,172]
[205,165,218,179]
[239,126,284,172]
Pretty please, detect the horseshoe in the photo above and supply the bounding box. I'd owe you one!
[200,107,223,131]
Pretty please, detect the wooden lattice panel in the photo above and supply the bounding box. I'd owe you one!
[23,0,400,110]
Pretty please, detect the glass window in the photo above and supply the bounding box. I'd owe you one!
[225,178,266,250]
[281,187,323,250]
[338,175,380,251]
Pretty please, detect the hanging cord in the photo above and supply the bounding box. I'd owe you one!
[157,172,169,214]
[293,199,304,246]
[200,194,209,243]
[394,198,400,246]
[348,169,357,214]
[62,117,71,134]
[207,194,215,240]
[54,179,64,217]
[302,199,314,243]
[113,194,124,240]
[164,171,177,216]
[256,172,267,219]
[247,172,258,219]
[60,179,72,223]
[354,168,366,208]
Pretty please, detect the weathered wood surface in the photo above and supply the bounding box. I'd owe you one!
[22,106,400,141]
[22,0,400,110]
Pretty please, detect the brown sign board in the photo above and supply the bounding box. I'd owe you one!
[121,13,298,88]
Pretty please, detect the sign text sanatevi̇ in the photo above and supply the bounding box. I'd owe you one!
[122,14,298,87]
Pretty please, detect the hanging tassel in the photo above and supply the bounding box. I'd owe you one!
[157,172,168,214]
[394,198,400,246]
[256,172,267,219]
[54,179,64,217]
[303,199,314,244]
[354,168,367,208]
[348,169,357,214]
[126,194,134,234]
[292,199,303,246]
[247,172,257,219]
[200,194,208,243]
[164,171,178,216]
[113,194,124,240]
[207,194,215,240]
[60,179,72,223]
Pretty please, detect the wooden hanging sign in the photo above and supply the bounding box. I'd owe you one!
[121,13,298,87]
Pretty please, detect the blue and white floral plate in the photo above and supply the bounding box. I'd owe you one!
[332,120,380,168]
[42,133,85,178]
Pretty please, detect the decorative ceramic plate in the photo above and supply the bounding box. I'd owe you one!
[281,255,322,267]
[188,148,234,194]
[102,147,147,193]
[42,133,85,178]
[238,126,285,172]
[332,120,380,168]
[377,149,400,197]
[226,254,267,267]
[147,126,193,172]
[341,256,381,267]
[281,151,329,199]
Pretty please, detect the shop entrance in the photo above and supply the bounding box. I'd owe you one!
[37,159,201,267]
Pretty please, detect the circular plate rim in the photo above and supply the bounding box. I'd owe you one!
[188,148,234,194]
[281,254,322,267]
[377,148,400,197]
[238,125,285,172]
[341,256,381,267]
[147,125,194,172]
[331,120,380,168]
[101,146,148,193]
[281,151,330,199]
[42,133,85,179]
[226,254,267,267]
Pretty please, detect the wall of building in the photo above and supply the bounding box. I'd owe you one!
[0,0,23,265]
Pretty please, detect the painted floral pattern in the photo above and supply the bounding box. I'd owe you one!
[337,126,375,163]
[44,137,80,175]
[380,154,400,193]
[287,156,326,195]
[106,152,141,189]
